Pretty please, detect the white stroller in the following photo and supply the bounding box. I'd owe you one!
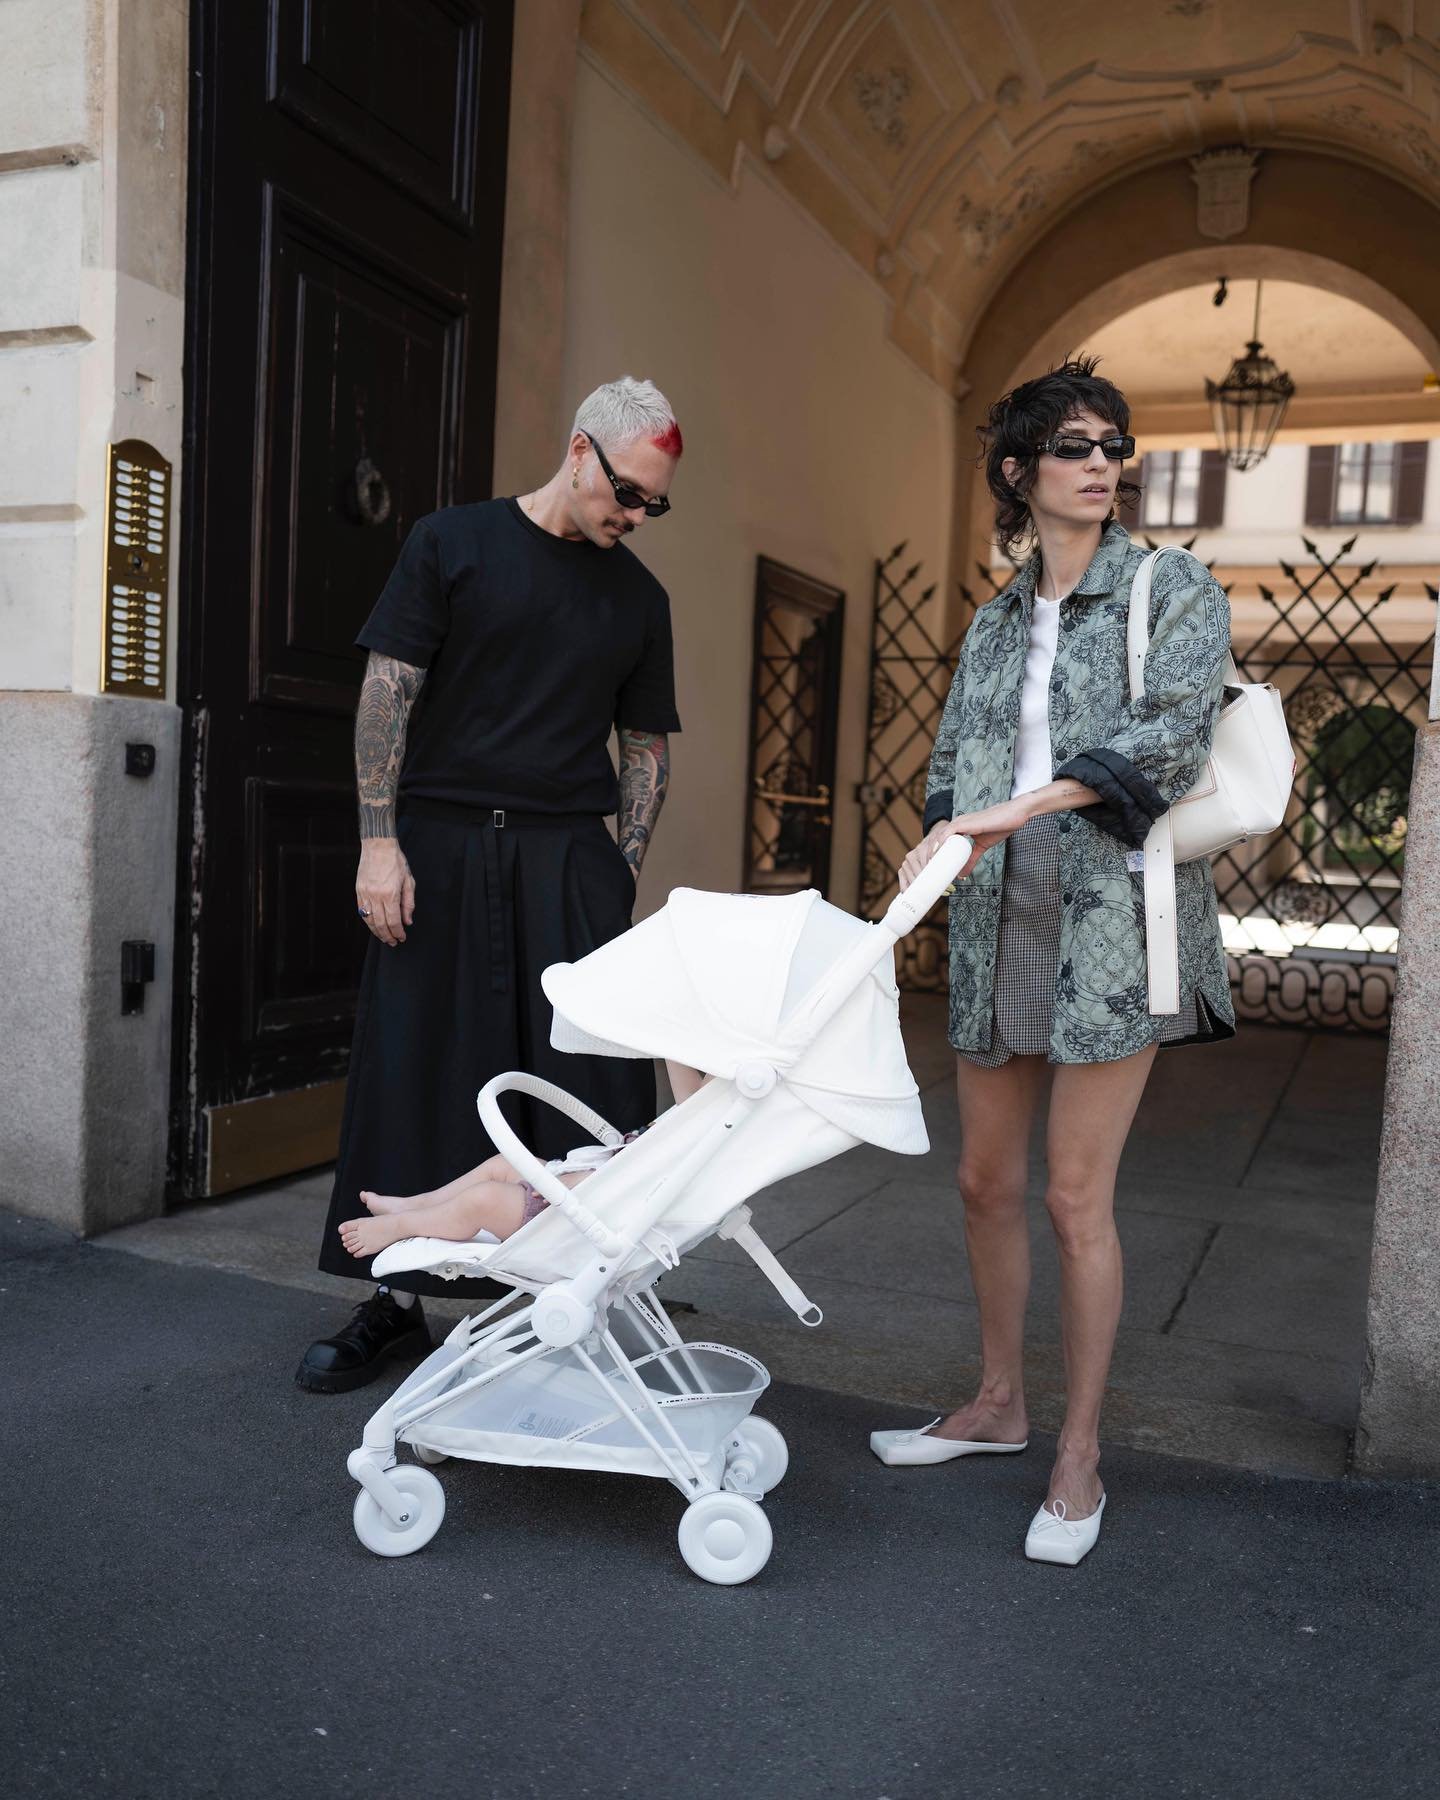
[345,834,971,1584]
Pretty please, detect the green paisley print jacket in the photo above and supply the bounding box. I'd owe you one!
[925,522,1236,1064]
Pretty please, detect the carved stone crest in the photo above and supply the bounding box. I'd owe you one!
[1189,146,1260,240]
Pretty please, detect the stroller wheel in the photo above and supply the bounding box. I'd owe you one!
[412,1443,449,1466]
[352,1466,446,1558]
[723,1418,789,1497]
[678,1493,773,1585]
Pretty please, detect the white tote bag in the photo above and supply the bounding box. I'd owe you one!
[1127,548,1295,1014]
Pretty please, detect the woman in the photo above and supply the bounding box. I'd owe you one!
[871,358,1234,1565]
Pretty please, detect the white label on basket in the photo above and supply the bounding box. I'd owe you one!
[509,1405,580,1439]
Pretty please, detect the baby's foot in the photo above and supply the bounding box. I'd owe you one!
[339,1214,410,1258]
[360,1190,413,1216]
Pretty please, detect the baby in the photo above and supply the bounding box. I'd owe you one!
[339,1061,707,1260]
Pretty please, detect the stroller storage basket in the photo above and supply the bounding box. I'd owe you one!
[401,1338,770,1481]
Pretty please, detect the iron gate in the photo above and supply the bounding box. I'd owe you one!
[1215,537,1435,1032]
[857,536,1437,1030]
[856,543,961,991]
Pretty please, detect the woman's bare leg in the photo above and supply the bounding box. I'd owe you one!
[1042,1046,1157,1515]
[361,1151,518,1217]
[340,1179,528,1258]
[931,1052,1050,1443]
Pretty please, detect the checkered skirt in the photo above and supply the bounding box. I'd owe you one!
[960,812,1199,1067]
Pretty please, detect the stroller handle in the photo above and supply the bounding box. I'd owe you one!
[881,830,973,933]
[477,1073,629,1259]
[776,829,975,1054]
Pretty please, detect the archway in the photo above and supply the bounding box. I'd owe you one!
[949,149,1440,601]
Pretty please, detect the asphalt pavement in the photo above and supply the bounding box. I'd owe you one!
[5,1212,1437,1800]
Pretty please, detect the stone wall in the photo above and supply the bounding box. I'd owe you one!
[1357,713,1440,1474]
[0,0,188,1232]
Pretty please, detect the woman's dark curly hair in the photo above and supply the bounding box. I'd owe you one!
[979,355,1140,558]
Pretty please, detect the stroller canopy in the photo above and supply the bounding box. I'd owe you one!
[543,887,928,1155]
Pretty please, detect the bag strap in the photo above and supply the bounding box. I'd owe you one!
[1142,811,1180,1015]
[1126,545,1241,702]
[1126,546,1181,1015]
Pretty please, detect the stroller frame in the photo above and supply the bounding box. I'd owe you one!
[348,1079,800,1583]
[345,834,972,1584]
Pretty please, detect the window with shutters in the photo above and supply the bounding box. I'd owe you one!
[1306,441,1429,526]
[1138,449,1226,530]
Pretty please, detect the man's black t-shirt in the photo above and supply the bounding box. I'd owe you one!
[356,498,681,816]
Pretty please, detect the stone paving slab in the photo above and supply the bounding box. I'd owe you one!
[1242,1032,1389,1198]
[1169,1220,1374,1360]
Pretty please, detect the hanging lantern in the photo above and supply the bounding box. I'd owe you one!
[1205,279,1295,472]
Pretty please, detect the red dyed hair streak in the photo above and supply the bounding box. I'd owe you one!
[651,420,684,458]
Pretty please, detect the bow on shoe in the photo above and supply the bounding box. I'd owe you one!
[891,1416,944,1444]
[1030,1499,1083,1539]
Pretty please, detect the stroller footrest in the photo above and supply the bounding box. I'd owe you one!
[718,1210,823,1328]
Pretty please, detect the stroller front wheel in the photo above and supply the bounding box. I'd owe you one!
[678,1492,773,1585]
[353,1466,446,1557]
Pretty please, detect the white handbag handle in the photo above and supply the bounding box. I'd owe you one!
[1127,548,1183,1015]
[1126,548,1240,704]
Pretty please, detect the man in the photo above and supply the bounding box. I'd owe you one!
[296,377,683,1392]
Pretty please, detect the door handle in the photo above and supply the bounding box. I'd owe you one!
[753,782,831,808]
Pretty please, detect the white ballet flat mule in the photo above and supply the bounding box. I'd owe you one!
[869,1417,1029,1467]
[1024,1493,1106,1565]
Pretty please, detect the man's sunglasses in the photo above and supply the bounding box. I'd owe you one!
[584,432,672,517]
[1040,433,1136,462]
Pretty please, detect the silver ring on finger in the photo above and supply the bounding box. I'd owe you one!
[358,905,372,917]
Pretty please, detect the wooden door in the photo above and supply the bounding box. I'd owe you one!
[742,558,845,898]
[173,0,513,1197]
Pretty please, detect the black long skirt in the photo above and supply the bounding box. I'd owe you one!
[317,802,655,1295]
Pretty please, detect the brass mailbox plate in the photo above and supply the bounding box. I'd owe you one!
[101,438,172,698]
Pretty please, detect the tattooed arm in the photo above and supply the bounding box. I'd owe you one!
[355,652,426,946]
[617,729,670,883]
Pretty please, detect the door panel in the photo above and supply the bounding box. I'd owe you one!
[175,0,513,1197]
[259,194,461,712]
[271,0,485,223]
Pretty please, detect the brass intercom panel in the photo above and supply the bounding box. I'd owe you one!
[101,438,171,698]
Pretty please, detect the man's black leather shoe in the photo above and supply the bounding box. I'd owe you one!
[295,1288,430,1393]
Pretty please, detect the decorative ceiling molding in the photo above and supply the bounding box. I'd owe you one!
[580,0,1440,392]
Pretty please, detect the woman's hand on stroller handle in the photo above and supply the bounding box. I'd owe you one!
[887,827,974,925]
[898,819,980,894]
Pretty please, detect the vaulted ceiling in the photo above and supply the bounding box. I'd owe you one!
[580,1,1440,392]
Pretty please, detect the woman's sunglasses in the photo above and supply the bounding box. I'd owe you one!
[584,432,672,517]
[1041,433,1135,462]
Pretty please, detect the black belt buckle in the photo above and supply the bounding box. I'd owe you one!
[492,809,506,830]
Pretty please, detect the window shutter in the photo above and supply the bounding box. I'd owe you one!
[1118,455,1144,527]
[1394,441,1429,525]
[1304,444,1338,525]
[1196,449,1226,529]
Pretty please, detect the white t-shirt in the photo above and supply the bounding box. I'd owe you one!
[1010,595,1062,799]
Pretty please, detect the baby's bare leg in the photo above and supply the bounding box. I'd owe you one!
[362,1151,520,1217]
[340,1179,529,1258]
[665,1060,707,1104]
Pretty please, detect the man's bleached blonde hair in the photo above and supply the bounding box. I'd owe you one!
[573,376,683,456]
